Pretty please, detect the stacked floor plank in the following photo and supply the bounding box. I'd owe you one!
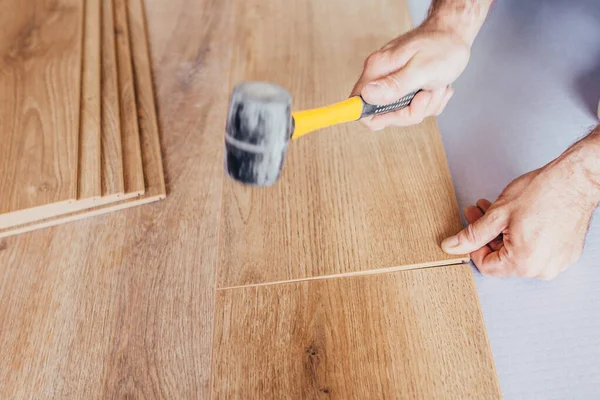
[0,0,165,238]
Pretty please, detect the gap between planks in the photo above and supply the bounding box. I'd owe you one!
[215,259,470,291]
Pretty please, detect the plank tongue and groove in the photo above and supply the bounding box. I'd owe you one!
[212,267,501,398]
[0,0,83,221]
[101,0,125,197]
[0,0,165,239]
[114,0,145,196]
[78,0,102,200]
[217,0,467,288]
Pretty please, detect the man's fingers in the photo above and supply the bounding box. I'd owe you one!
[364,91,432,130]
[423,88,447,117]
[441,207,508,254]
[362,87,452,131]
[351,49,413,97]
[470,246,501,277]
[537,269,560,281]
[474,246,513,277]
[475,198,503,251]
[464,205,484,224]
[361,60,425,105]
[476,198,492,211]
[465,202,505,276]
[434,88,454,116]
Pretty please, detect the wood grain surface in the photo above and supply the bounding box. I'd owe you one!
[0,0,215,395]
[0,0,144,233]
[115,0,145,195]
[128,0,166,197]
[212,266,500,398]
[0,0,495,398]
[101,0,125,197]
[0,0,166,239]
[0,0,115,230]
[79,0,102,200]
[0,0,83,220]
[217,0,467,288]
[0,0,123,230]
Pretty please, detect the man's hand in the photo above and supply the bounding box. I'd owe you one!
[351,0,492,130]
[442,127,600,280]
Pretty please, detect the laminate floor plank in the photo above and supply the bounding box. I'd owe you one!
[114,0,145,196]
[212,0,498,396]
[79,0,102,200]
[212,266,501,399]
[0,0,84,225]
[218,0,467,288]
[0,0,128,231]
[0,0,165,239]
[0,0,144,234]
[0,0,221,396]
[127,0,166,197]
[101,0,126,197]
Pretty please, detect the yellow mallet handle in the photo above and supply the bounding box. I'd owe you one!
[291,91,419,139]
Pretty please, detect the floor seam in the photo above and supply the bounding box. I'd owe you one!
[216,258,470,291]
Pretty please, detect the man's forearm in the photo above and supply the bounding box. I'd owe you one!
[569,125,600,202]
[424,0,494,46]
[552,124,600,205]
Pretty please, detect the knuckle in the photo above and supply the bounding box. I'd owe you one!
[485,208,505,225]
[476,263,496,277]
[409,113,425,124]
[515,264,537,278]
[509,253,539,278]
[382,74,402,92]
[498,249,518,271]
[365,51,384,69]
[538,270,560,281]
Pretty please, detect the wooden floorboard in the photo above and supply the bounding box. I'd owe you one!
[212,266,500,399]
[0,0,226,396]
[78,0,102,200]
[115,0,145,196]
[0,0,83,223]
[101,0,126,197]
[0,0,496,397]
[0,0,166,239]
[211,0,497,396]
[127,0,166,197]
[0,0,128,231]
[217,0,467,288]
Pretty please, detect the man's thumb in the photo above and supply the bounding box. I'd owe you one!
[361,67,420,105]
[441,210,507,255]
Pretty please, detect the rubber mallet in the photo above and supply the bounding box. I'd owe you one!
[224,81,418,186]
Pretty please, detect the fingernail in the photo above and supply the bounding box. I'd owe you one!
[441,235,459,250]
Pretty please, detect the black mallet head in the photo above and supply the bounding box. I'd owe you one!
[224,82,293,187]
